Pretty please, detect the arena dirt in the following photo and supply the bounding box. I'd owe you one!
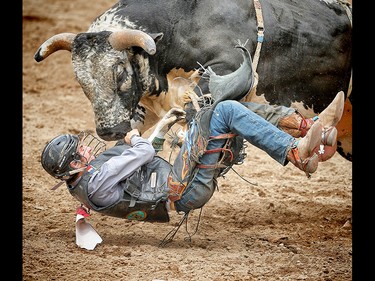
[23,0,352,280]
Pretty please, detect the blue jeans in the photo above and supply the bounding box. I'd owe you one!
[174,100,295,213]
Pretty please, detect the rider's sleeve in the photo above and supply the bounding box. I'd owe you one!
[90,136,155,189]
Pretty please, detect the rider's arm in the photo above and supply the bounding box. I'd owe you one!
[96,136,155,183]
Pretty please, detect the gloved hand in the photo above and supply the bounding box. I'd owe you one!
[148,108,186,144]
[159,108,186,135]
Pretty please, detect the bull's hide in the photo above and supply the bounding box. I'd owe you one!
[34,0,352,161]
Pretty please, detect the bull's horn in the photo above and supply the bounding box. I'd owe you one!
[108,30,158,55]
[34,33,76,62]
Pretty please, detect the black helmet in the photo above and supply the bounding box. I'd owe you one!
[41,134,80,180]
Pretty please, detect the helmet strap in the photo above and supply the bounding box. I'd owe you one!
[68,166,87,175]
[51,181,64,190]
[50,166,87,191]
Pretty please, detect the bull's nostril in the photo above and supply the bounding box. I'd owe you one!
[96,121,133,141]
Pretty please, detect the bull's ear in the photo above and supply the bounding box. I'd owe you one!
[149,33,163,44]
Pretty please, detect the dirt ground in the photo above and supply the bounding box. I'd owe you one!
[22,0,352,280]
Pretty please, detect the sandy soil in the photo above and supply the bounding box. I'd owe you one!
[22,0,352,280]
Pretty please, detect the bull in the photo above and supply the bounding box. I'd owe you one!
[34,0,352,161]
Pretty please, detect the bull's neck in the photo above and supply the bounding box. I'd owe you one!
[140,68,201,119]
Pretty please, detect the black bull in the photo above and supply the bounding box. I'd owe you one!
[34,0,352,161]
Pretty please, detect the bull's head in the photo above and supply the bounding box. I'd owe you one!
[34,30,163,141]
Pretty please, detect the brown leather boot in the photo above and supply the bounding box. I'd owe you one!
[313,126,338,161]
[286,122,323,178]
[278,112,314,138]
[280,92,344,163]
[279,91,345,136]
[316,91,345,129]
[321,126,337,147]
[279,115,338,162]
[309,91,344,162]
[314,142,338,162]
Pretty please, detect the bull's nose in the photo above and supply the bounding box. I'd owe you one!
[97,130,124,141]
[96,122,132,141]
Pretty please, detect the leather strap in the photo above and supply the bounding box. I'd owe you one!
[196,134,237,169]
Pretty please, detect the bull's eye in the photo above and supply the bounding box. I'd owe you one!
[116,63,124,79]
[112,61,126,85]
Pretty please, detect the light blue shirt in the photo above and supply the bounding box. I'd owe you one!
[87,136,155,206]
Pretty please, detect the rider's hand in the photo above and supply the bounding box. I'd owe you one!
[161,108,186,129]
[124,128,140,144]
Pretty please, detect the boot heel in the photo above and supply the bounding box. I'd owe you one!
[322,127,337,146]
[304,153,319,177]
[286,122,323,177]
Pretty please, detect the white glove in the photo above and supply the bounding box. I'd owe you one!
[148,108,186,142]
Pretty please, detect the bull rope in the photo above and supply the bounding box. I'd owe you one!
[251,0,264,72]
[244,0,264,99]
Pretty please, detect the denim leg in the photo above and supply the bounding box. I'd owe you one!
[240,102,296,127]
[212,100,295,164]
[173,125,225,213]
[174,100,295,213]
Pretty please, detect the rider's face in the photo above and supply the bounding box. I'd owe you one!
[77,145,96,164]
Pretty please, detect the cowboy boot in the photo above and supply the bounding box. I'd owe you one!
[316,91,345,129]
[306,91,343,161]
[278,111,314,138]
[279,113,338,162]
[312,126,338,161]
[279,91,344,161]
[278,91,344,138]
[310,91,344,161]
[286,122,323,178]
[304,91,345,131]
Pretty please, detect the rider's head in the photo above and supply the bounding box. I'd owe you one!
[41,131,106,181]
[41,134,81,181]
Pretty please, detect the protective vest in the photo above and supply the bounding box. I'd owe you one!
[68,144,171,222]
